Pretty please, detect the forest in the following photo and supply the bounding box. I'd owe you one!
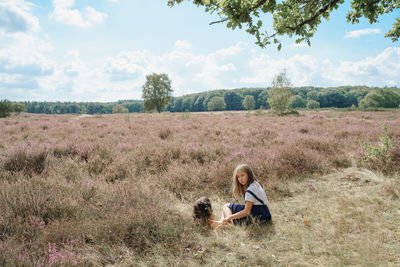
[3,85,400,115]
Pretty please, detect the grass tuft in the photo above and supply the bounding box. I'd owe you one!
[3,147,47,177]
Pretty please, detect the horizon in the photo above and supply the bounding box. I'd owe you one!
[0,0,399,102]
[6,84,400,104]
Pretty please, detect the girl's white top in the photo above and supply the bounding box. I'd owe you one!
[245,182,269,205]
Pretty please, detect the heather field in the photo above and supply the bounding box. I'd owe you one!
[0,110,400,266]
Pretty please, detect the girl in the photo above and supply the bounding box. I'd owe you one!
[221,164,271,225]
[193,196,222,229]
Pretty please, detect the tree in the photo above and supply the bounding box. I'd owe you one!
[193,95,205,112]
[344,91,358,107]
[307,90,319,101]
[207,96,227,111]
[125,102,143,113]
[112,104,129,113]
[378,88,400,108]
[243,95,255,110]
[257,89,270,109]
[168,0,399,49]
[360,88,400,108]
[203,92,223,109]
[318,88,348,108]
[11,102,26,114]
[142,73,173,113]
[307,99,320,109]
[224,91,244,110]
[182,96,193,111]
[172,97,183,112]
[290,95,306,108]
[0,99,12,118]
[268,70,293,115]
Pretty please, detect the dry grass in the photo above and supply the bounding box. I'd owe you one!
[0,110,399,266]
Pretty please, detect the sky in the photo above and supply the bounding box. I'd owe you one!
[0,0,399,102]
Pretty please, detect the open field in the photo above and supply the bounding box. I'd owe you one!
[0,110,399,266]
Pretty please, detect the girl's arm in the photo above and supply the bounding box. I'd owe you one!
[222,201,253,224]
[208,219,223,229]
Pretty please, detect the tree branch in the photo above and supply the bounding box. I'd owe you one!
[209,18,228,25]
[209,0,268,25]
[285,0,340,31]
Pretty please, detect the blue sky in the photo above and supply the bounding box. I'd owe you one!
[0,0,399,102]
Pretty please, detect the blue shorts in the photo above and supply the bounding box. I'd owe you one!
[228,203,272,225]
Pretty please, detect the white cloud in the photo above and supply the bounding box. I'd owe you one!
[0,33,56,100]
[322,47,400,86]
[85,7,107,24]
[64,49,80,59]
[50,0,107,28]
[0,35,55,76]
[0,49,54,76]
[1,38,399,101]
[212,42,247,57]
[0,73,39,89]
[344,28,381,38]
[100,44,243,97]
[0,1,39,34]
[242,47,400,88]
[241,53,319,86]
[62,50,85,77]
[175,40,191,50]
[12,34,54,52]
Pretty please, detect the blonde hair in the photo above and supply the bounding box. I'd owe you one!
[232,164,255,197]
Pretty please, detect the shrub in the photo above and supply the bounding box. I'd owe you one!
[112,104,129,114]
[331,157,352,169]
[3,148,47,177]
[105,163,129,183]
[243,95,256,110]
[307,99,320,109]
[298,138,338,155]
[53,144,74,158]
[159,128,172,140]
[0,100,12,118]
[207,97,226,111]
[359,123,399,174]
[58,158,84,182]
[92,183,185,255]
[268,145,327,179]
[299,128,309,134]
[134,146,177,175]
[87,155,111,175]
[161,163,208,200]
[86,145,113,175]
[0,179,80,224]
[11,102,26,114]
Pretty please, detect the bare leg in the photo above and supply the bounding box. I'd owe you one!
[211,204,233,230]
[221,203,232,220]
[215,203,234,228]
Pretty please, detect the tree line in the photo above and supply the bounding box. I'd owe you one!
[167,85,400,112]
[0,100,143,117]
[1,85,399,118]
